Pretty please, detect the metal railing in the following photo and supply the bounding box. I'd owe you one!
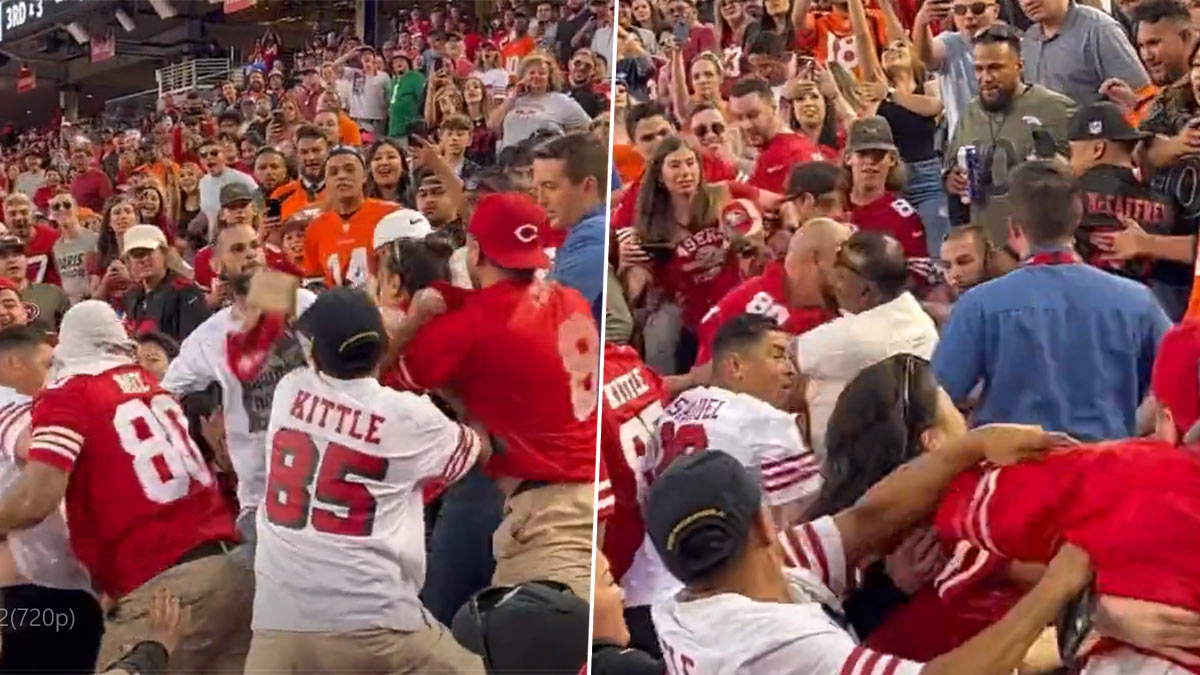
[156,51,235,99]
[103,50,235,125]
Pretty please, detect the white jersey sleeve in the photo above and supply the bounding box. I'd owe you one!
[778,515,857,599]
[379,389,482,487]
[735,399,821,507]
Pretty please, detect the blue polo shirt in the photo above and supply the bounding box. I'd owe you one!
[932,247,1170,440]
[549,203,606,327]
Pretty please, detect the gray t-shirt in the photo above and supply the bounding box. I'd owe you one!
[52,229,99,304]
[500,92,592,149]
[342,67,392,121]
[933,32,979,146]
[1021,3,1149,105]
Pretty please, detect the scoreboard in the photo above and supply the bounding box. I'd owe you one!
[0,0,86,45]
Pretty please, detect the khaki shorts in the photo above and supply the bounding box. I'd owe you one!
[491,481,595,599]
[244,623,484,674]
[97,548,253,673]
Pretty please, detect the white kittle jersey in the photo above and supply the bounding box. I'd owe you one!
[0,387,91,593]
[653,515,923,675]
[624,386,821,608]
[253,367,480,632]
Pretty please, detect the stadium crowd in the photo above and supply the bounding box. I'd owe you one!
[597,0,1200,673]
[0,1,611,673]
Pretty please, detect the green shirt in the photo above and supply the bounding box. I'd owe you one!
[388,70,427,138]
[946,84,1077,245]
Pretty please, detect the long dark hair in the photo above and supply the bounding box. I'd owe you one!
[784,87,840,149]
[364,138,413,205]
[97,193,136,270]
[633,135,714,246]
[379,234,454,297]
[809,354,940,519]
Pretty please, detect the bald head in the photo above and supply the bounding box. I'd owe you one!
[782,217,852,307]
[785,217,853,269]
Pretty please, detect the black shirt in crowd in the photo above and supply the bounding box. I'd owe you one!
[122,270,211,342]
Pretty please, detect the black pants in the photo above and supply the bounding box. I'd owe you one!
[0,585,103,673]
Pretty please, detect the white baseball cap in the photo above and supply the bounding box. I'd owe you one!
[122,224,168,255]
[373,208,433,250]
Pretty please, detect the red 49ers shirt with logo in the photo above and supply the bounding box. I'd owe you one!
[849,193,928,258]
[694,262,837,366]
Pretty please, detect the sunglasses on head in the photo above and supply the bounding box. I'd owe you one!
[693,122,725,137]
[953,2,992,14]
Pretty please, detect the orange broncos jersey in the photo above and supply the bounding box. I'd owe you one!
[801,9,888,78]
[271,180,328,222]
[304,198,399,288]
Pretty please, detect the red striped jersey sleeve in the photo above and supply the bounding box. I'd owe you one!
[778,516,858,599]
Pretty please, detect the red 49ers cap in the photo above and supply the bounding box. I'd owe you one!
[467,192,550,270]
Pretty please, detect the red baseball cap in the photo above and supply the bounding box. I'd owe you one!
[1152,320,1200,441]
[467,193,550,270]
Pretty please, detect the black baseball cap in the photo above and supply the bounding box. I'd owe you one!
[295,287,385,379]
[0,236,25,255]
[646,450,762,583]
[1067,101,1151,142]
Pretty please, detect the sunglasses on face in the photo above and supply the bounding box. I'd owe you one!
[50,201,73,211]
[953,2,992,14]
[693,122,725,137]
[200,149,221,159]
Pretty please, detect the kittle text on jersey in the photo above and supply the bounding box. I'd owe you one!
[289,389,384,445]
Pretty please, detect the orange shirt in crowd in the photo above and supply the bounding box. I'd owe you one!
[271,180,328,222]
[801,9,888,77]
[337,111,364,146]
[304,198,399,287]
[612,144,644,187]
[501,36,535,75]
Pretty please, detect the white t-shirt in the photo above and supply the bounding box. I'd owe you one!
[0,387,92,593]
[252,367,481,632]
[653,515,923,675]
[476,68,511,100]
[161,290,316,511]
[342,67,392,121]
[623,386,820,608]
[796,292,938,457]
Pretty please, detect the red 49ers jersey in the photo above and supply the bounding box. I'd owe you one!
[389,280,599,482]
[26,223,60,286]
[599,343,668,580]
[694,262,836,365]
[936,439,1200,669]
[849,193,928,258]
[26,365,236,598]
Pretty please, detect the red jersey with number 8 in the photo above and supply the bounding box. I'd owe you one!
[26,365,236,598]
[599,343,668,580]
[389,279,598,482]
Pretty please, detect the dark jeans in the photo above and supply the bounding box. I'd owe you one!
[0,584,103,673]
[421,465,505,626]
